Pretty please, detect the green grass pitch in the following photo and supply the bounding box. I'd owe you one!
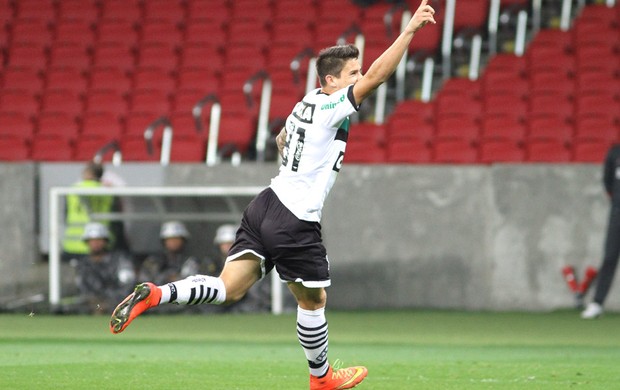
[1,310,620,389]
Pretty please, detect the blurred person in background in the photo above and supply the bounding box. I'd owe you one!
[62,161,128,262]
[71,222,135,314]
[202,224,270,314]
[139,221,201,286]
[582,144,620,319]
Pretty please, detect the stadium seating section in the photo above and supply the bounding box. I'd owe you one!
[0,0,618,164]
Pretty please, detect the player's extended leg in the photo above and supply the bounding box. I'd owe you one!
[110,258,261,334]
[288,283,368,390]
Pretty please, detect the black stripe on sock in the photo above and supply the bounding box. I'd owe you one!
[200,287,213,304]
[168,283,177,303]
[188,287,196,305]
[194,285,204,305]
[207,288,219,303]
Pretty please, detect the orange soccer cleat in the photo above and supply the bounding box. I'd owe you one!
[109,282,161,334]
[310,365,368,390]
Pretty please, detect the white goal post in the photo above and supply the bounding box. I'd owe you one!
[48,186,285,314]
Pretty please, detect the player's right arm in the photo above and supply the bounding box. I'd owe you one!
[352,0,435,105]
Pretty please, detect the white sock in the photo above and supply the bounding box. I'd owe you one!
[297,306,329,377]
[159,275,226,305]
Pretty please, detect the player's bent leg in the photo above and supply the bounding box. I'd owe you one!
[109,282,161,334]
[219,256,262,304]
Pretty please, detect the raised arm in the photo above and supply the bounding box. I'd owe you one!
[352,0,435,105]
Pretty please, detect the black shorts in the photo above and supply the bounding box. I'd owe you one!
[228,187,331,288]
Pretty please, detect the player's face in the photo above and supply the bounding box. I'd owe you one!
[334,58,363,89]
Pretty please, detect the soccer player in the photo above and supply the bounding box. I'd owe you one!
[110,1,435,388]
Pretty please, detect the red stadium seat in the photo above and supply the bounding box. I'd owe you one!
[45,67,89,93]
[137,43,179,71]
[37,112,80,141]
[124,112,160,137]
[438,77,482,100]
[433,139,479,164]
[435,114,480,143]
[386,139,432,164]
[528,92,574,120]
[143,0,186,24]
[132,67,177,94]
[434,94,482,120]
[186,0,230,23]
[345,140,386,164]
[169,112,204,139]
[74,136,123,161]
[30,136,73,161]
[0,90,40,117]
[217,115,256,154]
[178,44,224,71]
[53,20,96,49]
[121,135,160,161]
[89,67,132,95]
[573,140,615,163]
[479,139,525,163]
[92,43,136,73]
[0,137,30,161]
[2,67,44,94]
[10,18,53,46]
[575,93,620,120]
[129,89,172,116]
[483,93,528,121]
[529,29,573,52]
[484,53,527,77]
[183,21,228,47]
[96,20,139,49]
[0,112,34,140]
[527,114,573,143]
[100,0,142,23]
[387,116,435,143]
[139,20,184,48]
[349,123,387,146]
[84,90,128,117]
[481,115,526,143]
[525,140,572,162]
[57,0,98,24]
[481,72,529,98]
[7,43,47,71]
[48,43,92,71]
[15,0,55,23]
[81,112,124,139]
[574,117,619,143]
[391,100,434,123]
[177,70,221,98]
[170,135,206,162]
[454,0,490,31]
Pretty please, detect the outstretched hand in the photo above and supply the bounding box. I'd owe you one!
[410,0,436,33]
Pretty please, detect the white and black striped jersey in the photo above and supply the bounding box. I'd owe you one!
[270,85,359,222]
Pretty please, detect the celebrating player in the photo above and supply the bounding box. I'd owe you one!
[110,1,435,389]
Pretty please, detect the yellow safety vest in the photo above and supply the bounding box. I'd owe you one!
[62,180,115,255]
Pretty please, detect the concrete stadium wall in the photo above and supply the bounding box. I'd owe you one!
[1,162,613,312]
[0,163,38,302]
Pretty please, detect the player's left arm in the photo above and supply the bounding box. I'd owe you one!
[352,0,435,105]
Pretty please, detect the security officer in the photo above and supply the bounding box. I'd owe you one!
[138,221,201,286]
[62,162,127,261]
[72,222,135,314]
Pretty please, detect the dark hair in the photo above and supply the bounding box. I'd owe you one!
[316,44,359,87]
[85,161,104,180]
